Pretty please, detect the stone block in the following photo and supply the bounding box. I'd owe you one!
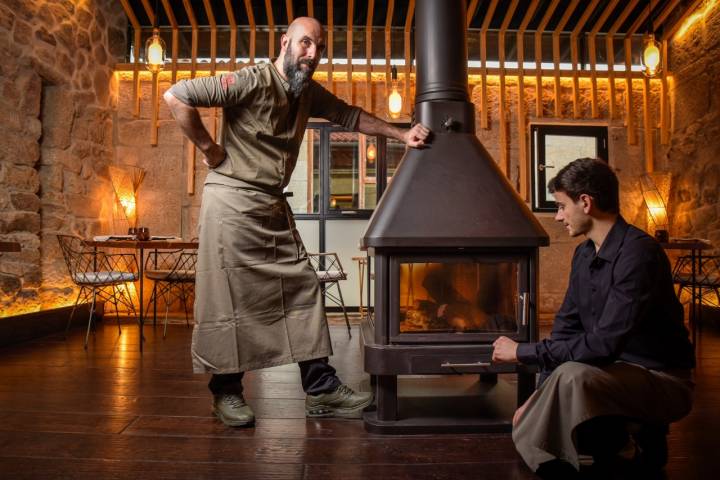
[0,211,41,234]
[0,164,39,192]
[117,119,153,146]
[0,5,14,31]
[65,193,102,218]
[42,86,75,149]
[41,147,80,172]
[10,192,40,212]
[38,164,63,193]
[12,19,31,45]
[0,273,21,296]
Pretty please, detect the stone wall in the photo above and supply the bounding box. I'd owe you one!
[116,68,664,316]
[0,0,126,316]
[667,5,720,250]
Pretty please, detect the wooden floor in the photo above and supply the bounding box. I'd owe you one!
[0,319,718,479]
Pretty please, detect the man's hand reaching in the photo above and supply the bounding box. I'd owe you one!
[202,143,227,169]
[492,336,519,363]
[403,123,430,148]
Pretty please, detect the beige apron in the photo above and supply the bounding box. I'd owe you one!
[191,182,332,374]
[513,361,694,471]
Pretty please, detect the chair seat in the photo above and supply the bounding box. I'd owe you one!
[73,271,137,285]
[146,269,195,281]
[316,270,346,282]
[674,272,720,287]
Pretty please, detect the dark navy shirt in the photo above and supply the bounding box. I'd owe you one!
[517,216,695,372]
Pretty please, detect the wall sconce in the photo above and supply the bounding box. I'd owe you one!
[388,65,402,119]
[366,143,377,164]
[641,0,662,78]
[145,27,166,73]
[640,173,669,242]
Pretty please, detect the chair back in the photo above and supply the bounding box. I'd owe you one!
[308,252,347,282]
[57,235,94,280]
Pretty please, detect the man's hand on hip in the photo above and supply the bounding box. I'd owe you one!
[202,143,227,168]
[492,336,519,363]
[403,123,430,148]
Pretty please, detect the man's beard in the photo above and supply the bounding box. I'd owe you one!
[283,44,316,96]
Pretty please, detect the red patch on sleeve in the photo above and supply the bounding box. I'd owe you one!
[221,74,236,91]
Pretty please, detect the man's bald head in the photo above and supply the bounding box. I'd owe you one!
[278,16,325,95]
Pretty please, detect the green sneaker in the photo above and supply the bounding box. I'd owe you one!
[305,384,374,418]
[212,394,255,427]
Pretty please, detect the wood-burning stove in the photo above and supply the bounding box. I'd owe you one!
[360,0,549,433]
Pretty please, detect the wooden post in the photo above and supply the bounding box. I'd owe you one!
[516,0,539,201]
[479,0,498,129]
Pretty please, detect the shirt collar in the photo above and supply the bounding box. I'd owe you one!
[268,59,291,93]
[584,216,629,262]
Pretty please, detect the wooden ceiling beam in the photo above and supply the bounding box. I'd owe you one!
[403,0,415,116]
[264,0,276,58]
[662,0,704,40]
[223,0,237,70]
[182,0,198,78]
[160,0,179,82]
[466,0,480,29]
[286,0,294,23]
[202,0,217,74]
[140,0,155,26]
[244,0,256,64]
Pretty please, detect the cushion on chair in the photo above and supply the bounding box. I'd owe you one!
[73,271,137,284]
[316,270,346,282]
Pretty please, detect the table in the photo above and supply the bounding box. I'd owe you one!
[83,239,199,352]
[0,241,21,253]
[661,240,713,347]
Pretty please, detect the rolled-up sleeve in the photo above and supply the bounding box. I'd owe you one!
[308,81,362,131]
[168,70,255,108]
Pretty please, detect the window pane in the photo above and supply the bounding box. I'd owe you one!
[386,136,406,183]
[329,131,377,211]
[543,134,597,201]
[286,128,320,214]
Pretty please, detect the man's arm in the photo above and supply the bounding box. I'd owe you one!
[163,91,226,168]
[357,111,430,148]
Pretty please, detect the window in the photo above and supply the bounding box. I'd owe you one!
[286,128,321,214]
[531,125,608,212]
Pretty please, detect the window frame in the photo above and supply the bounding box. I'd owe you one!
[530,124,609,212]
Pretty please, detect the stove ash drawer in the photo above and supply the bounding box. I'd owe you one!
[410,355,518,374]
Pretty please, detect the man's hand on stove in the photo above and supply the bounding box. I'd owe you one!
[492,336,518,363]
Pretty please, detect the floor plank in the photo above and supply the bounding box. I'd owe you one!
[0,320,718,479]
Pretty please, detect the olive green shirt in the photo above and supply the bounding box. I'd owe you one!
[169,62,362,191]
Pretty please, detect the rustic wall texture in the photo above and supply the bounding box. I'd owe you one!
[667,5,720,250]
[0,0,126,316]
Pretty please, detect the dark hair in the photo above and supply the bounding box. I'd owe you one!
[547,157,619,214]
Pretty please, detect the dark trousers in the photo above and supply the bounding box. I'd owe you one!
[208,357,341,395]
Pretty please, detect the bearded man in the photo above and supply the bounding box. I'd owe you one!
[164,17,430,427]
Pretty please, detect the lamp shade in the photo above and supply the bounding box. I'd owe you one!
[640,174,668,228]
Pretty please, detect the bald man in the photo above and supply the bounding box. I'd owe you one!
[164,17,429,427]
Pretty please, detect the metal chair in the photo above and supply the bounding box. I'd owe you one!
[144,248,197,338]
[674,255,720,306]
[57,235,138,349]
[308,252,352,338]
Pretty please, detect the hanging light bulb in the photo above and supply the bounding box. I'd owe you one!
[642,35,662,77]
[388,65,402,119]
[145,27,166,73]
[366,143,377,164]
[641,1,662,78]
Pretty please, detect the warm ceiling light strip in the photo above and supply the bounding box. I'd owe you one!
[666,0,706,40]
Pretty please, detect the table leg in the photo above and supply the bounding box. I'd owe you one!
[691,248,697,348]
[139,247,145,352]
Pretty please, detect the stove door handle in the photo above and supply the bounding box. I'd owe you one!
[520,292,529,327]
[440,361,491,368]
